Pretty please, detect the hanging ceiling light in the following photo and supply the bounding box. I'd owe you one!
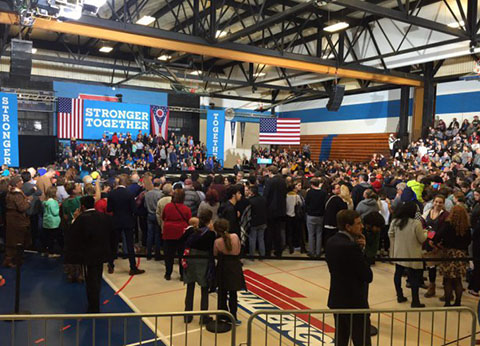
[324,22,349,32]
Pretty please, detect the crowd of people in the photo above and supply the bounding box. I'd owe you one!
[1,116,480,337]
[57,131,224,172]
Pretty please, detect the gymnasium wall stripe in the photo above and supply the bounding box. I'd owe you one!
[279,99,414,123]
[436,91,480,114]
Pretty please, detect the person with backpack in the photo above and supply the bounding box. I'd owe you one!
[182,210,216,324]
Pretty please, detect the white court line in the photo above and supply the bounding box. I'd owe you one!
[102,274,171,346]
[125,329,202,346]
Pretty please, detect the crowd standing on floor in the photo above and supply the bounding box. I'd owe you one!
[0,117,480,335]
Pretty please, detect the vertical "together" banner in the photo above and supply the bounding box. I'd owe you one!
[206,109,225,165]
[0,93,19,167]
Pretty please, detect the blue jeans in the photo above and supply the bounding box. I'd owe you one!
[306,215,323,256]
[249,225,266,257]
[147,213,162,257]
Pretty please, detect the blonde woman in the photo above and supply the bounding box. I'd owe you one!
[340,185,353,210]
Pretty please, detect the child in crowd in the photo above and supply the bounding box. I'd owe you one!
[42,186,62,257]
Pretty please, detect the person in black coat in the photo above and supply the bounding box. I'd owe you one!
[65,196,115,313]
[326,209,372,346]
[352,174,371,209]
[263,166,287,257]
[323,183,348,248]
[107,174,145,275]
[220,185,242,236]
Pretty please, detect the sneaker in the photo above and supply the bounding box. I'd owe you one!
[235,320,242,326]
[129,268,146,276]
[164,274,171,281]
[468,290,480,297]
[397,296,408,303]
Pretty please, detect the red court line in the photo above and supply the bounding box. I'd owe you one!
[245,280,335,333]
[244,274,308,307]
[114,257,141,296]
[244,269,305,298]
[34,338,45,344]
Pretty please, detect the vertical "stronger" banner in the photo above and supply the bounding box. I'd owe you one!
[206,109,225,165]
[0,93,19,167]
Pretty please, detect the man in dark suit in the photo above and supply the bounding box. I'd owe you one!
[65,196,115,313]
[107,174,145,276]
[263,166,287,257]
[326,209,372,346]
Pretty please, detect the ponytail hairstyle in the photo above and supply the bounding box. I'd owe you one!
[214,219,231,252]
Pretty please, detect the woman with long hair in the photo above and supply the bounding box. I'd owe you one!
[198,189,220,222]
[389,202,428,307]
[182,210,216,324]
[339,184,353,210]
[434,206,471,306]
[423,194,449,298]
[213,218,246,325]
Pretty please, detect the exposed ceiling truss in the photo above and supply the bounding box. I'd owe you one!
[0,0,478,104]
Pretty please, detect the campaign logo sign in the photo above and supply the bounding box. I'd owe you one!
[206,109,225,165]
[83,99,151,139]
[0,93,19,167]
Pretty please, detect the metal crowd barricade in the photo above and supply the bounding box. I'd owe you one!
[246,307,477,346]
[0,310,236,346]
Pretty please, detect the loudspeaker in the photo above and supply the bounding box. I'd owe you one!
[10,39,32,79]
[326,85,345,112]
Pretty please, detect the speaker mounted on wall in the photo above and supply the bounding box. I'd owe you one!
[10,39,33,79]
[326,84,345,112]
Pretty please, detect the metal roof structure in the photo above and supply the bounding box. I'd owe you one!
[0,0,478,103]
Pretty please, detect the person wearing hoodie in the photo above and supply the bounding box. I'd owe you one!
[356,189,380,219]
[406,174,425,203]
[351,174,371,208]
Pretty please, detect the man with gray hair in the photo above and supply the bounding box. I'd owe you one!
[392,182,407,212]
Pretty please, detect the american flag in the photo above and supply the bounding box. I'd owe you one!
[259,118,301,145]
[57,97,84,139]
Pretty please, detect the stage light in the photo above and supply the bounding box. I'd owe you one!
[136,15,155,26]
[448,20,464,28]
[99,46,113,53]
[190,70,202,75]
[157,55,171,61]
[253,72,266,77]
[324,22,349,32]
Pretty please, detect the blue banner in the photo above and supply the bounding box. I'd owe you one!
[206,109,225,164]
[83,99,151,139]
[0,93,19,167]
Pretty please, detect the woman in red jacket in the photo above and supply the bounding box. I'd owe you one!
[162,189,192,281]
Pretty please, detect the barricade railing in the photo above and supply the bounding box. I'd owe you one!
[0,310,236,346]
[246,307,477,346]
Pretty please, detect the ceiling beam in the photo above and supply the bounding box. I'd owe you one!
[333,0,468,39]
[0,11,422,86]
